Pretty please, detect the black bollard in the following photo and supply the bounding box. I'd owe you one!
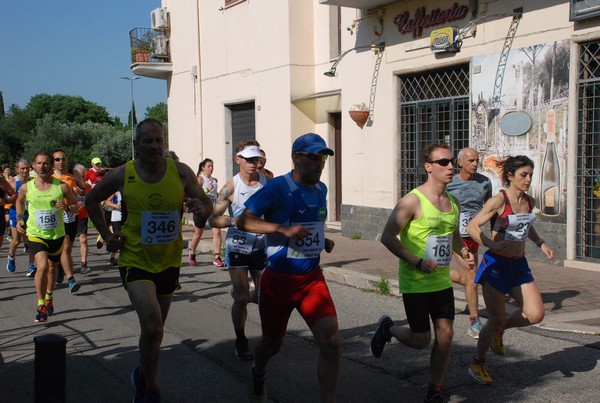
[34,333,67,403]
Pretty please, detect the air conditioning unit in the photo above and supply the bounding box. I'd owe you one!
[152,35,168,57]
[151,7,168,30]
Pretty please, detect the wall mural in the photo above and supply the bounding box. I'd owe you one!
[471,39,570,224]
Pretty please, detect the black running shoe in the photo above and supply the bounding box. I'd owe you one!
[370,315,393,358]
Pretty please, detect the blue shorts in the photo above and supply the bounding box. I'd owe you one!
[9,208,28,228]
[474,251,534,294]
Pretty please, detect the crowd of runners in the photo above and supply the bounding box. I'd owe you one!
[1,120,554,403]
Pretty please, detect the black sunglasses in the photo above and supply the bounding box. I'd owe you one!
[54,157,67,162]
[241,156,260,163]
[296,152,328,162]
[428,158,455,167]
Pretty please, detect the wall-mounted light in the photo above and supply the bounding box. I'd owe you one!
[324,42,385,77]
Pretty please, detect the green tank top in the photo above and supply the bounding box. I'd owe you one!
[398,189,458,293]
[119,158,184,273]
[26,178,65,240]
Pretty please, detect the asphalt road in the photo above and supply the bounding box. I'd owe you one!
[1,243,599,402]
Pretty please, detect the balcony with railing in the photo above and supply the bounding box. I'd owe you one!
[129,28,172,79]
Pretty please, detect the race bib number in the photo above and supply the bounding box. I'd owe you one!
[35,209,59,230]
[141,210,179,245]
[504,213,535,242]
[63,211,76,224]
[226,227,257,254]
[424,234,453,267]
[287,221,325,259]
[459,211,475,236]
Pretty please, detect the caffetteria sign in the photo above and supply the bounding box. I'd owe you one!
[430,27,461,53]
[394,3,469,38]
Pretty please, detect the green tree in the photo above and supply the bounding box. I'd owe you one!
[0,91,5,118]
[26,94,111,124]
[0,104,36,165]
[23,117,126,167]
[145,102,167,123]
[91,129,133,167]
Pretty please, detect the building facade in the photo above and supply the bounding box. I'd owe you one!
[131,0,600,271]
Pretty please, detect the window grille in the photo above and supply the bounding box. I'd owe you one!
[399,65,470,196]
[576,42,600,260]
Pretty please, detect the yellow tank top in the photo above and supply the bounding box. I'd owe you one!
[119,158,184,272]
[399,189,458,293]
[26,178,65,240]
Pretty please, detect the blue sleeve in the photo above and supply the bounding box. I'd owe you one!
[244,179,280,218]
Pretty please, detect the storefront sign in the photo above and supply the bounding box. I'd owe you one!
[430,27,460,53]
[394,3,469,38]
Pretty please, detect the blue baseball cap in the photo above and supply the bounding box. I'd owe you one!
[292,133,334,156]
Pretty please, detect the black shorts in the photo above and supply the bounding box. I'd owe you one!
[193,213,208,229]
[77,218,89,236]
[402,287,455,333]
[225,249,266,271]
[64,220,78,241]
[111,221,122,233]
[28,236,65,262]
[119,266,180,296]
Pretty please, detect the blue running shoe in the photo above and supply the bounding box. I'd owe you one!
[26,264,37,278]
[130,367,145,403]
[7,255,16,273]
[68,278,81,293]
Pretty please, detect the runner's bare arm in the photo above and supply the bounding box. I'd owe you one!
[237,209,308,239]
[15,183,28,234]
[208,180,234,228]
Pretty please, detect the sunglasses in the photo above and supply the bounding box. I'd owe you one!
[54,157,67,162]
[241,156,260,163]
[428,158,455,167]
[296,152,328,162]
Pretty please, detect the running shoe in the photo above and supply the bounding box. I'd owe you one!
[491,331,506,356]
[188,251,197,266]
[26,264,36,278]
[96,235,103,249]
[467,319,482,339]
[109,257,118,266]
[35,305,47,323]
[45,300,54,317]
[68,278,81,294]
[130,366,145,403]
[423,390,445,403]
[370,315,393,358]
[7,255,16,273]
[56,267,65,284]
[212,256,225,267]
[80,263,92,275]
[248,366,267,403]
[469,361,493,385]
[235,338,253,361]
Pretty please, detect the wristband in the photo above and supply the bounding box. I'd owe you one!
[16,214,24,222]
[416,258,424,271]
[535,238,545,247]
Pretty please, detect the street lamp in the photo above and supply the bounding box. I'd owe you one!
[120,76,140,159]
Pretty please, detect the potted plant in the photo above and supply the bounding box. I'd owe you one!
[348,103,370,129]
[131,32,154,63]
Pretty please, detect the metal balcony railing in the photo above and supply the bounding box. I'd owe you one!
[129,27,170,64]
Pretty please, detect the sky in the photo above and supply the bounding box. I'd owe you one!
[0,0,165,123]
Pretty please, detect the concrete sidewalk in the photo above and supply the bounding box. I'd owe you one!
[185,222,600,335]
